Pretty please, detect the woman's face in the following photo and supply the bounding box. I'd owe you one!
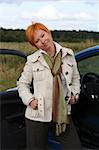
[33,29,53,52]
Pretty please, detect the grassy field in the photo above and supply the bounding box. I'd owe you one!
[0,40,99,91]
[0,40,98,54]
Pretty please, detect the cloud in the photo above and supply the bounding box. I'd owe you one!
[0,0,59,4]
[0,0,97,31]
[21,5,62,20]
[0,0,36,5]
[0,0,98,4]
[21,5,94,22]
[85,0,98,5]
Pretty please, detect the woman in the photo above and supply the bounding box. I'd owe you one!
[17,22,81,150]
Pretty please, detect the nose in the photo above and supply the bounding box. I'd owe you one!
[40,38,45,44]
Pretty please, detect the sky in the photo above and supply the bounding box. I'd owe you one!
[0,0,99,31]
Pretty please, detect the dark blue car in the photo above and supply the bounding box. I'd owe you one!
[0,46,99,149]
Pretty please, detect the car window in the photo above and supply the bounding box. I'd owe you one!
[78,55,99,75]
[0,55,26,91]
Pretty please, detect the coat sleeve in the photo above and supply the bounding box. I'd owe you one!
[17,61,34,106]
[71,54,81,99]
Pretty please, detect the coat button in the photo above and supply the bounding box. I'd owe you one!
[69,83,72,86]
[65,96,69,101]
[37,68,39,71]
[65,71,68,75]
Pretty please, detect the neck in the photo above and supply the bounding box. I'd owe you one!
[47,43,56,57]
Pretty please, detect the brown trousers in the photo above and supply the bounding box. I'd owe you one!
[25,117,81,150]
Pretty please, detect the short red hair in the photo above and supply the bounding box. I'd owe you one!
[26,22,50,46]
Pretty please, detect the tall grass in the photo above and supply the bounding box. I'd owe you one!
[0,40,98,54]
[0,56,25,91]
[0,42,37,55]
[60,39,98,52]
[0,40,99,91]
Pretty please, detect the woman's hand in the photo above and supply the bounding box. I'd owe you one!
[29,99,38,109]
[68,95,77,105]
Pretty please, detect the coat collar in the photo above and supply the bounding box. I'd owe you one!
[27,50,49,68]
[53,41,73,58]
[27,41,73,66]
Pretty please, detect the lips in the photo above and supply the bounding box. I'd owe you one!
[43,42,49,49]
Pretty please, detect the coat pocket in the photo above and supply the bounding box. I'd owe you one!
[32,66,45,81]
[67,62,73,67]
[27,105,39,118]
[35,93,45,118]
[30,108,39,118]
[38,96,44,118]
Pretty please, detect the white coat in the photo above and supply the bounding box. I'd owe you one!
[17,42,80,122]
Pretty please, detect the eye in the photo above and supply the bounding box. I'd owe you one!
[41,33,44,38]
[35,39,39,44]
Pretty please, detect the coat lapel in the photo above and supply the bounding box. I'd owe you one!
[38,55,50,69]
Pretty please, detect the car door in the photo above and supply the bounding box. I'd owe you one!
[72,46,99,149]
[0,49,27,149]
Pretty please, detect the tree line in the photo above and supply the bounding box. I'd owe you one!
[0,27,99,43]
